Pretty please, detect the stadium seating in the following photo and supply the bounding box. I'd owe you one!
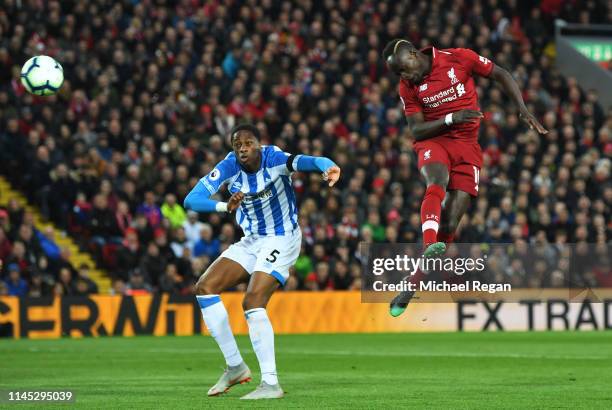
[0,0,610,296]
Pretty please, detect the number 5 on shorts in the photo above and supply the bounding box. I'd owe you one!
[266,249,280,263]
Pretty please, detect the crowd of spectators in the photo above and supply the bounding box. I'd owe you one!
[0,0,610,296]
[0,198,99,297]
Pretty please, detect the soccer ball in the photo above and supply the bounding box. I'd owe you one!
[20,55,64,96]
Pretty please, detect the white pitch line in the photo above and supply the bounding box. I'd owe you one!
[142,347,608,361]
[17,346,609,361]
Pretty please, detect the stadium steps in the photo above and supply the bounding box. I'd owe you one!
[0,176,112,293]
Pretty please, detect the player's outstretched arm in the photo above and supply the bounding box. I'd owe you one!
[183,182,243,213]
[289,155,341,187]
[488,65,548,134]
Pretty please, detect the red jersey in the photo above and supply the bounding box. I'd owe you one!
[399,47,494,142]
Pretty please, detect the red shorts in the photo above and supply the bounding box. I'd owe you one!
[414,138,482,197]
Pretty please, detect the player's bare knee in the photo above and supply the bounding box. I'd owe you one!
[195,275,220,296]
[242,294,258,311]
[422,164,449,188]
[242,292,267,311]
[426,176,448,189]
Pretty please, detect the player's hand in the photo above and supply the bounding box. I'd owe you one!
[227,191,244,212]
[451,110,484,124]
[520,110,548,134]
[323,165,341,187]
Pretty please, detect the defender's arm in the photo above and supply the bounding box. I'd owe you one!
[288,155,341,187]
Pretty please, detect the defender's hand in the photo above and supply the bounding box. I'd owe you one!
[520,110,548,134]
[323,165,341,187]
[227,191,244,212]
[452,110,484,124]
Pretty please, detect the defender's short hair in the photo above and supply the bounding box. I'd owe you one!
[230,123,260,143]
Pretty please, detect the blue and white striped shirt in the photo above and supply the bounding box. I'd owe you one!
[200,146,299,237]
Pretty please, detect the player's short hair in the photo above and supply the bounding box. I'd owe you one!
[382,39,415,61]
[230,123,260,143]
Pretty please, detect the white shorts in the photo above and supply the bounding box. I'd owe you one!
[220,229,302,286]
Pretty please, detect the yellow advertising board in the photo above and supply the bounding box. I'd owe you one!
[1,291,611,339]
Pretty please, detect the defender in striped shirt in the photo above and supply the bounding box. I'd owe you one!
[184,124,340,400]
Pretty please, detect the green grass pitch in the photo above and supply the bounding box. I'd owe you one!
[2,332,612,408]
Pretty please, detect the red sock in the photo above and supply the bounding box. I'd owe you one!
[437,231,455,244]
[421,184,445,246]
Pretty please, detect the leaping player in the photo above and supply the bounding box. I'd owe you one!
[184,124,340,400]
[382,39,547,317]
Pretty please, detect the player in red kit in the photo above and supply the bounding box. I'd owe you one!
[383,39,548,317]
